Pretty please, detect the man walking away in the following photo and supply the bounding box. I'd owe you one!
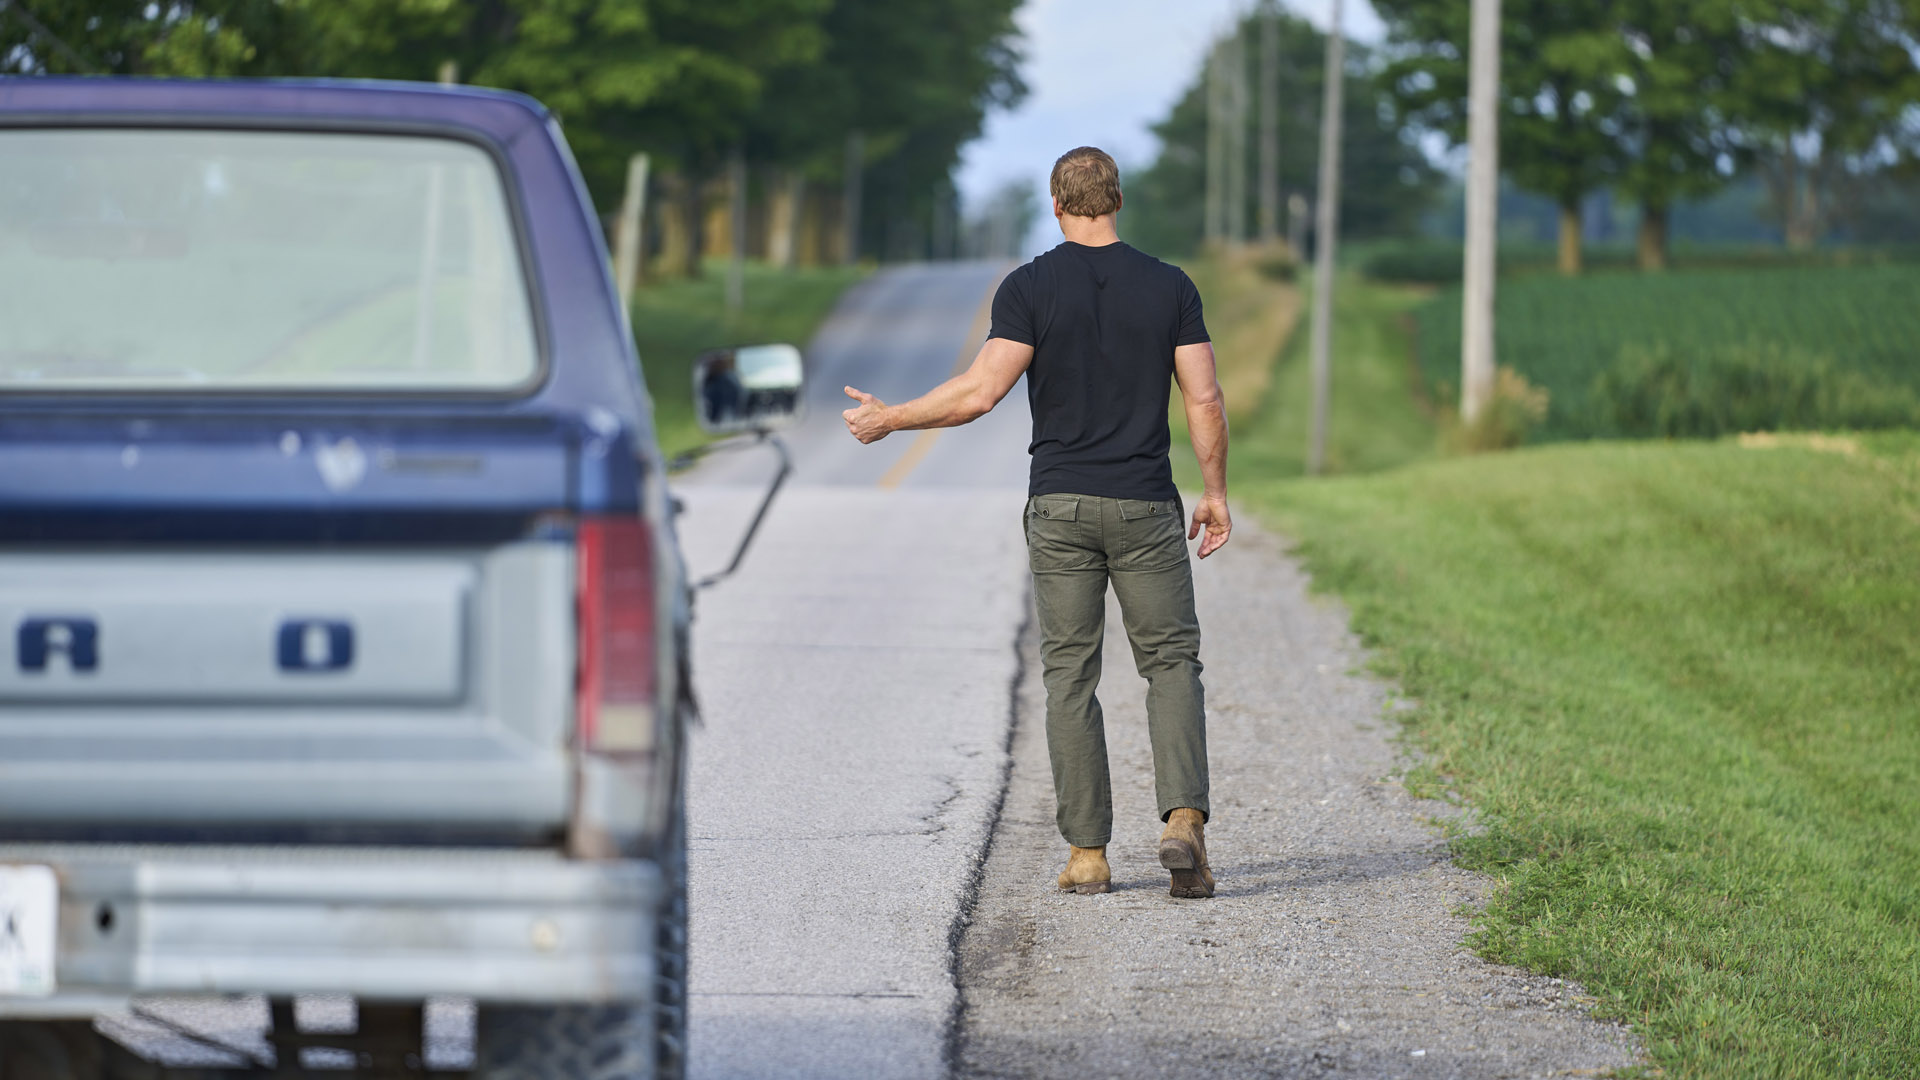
[841,146,1231,899]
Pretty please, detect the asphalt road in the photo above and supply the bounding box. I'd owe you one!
[682,260,1026,490]
[675,260,1031,1080]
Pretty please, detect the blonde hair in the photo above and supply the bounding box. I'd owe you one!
[1050,146,1122,218]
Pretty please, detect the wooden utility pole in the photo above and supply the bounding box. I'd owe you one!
[725,148,747,315]
[1461,0,1501,421]
[1306,0,1345,476]
[1259,3,1281,244]
[841,131,865,266]
[1205,41,1225,247]
[612,153,650,307]
[1224,29,1249,247]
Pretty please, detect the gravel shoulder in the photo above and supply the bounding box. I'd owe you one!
[955,512,1644,1079]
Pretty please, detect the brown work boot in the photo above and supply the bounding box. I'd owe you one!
[1159,808,1215,899]
[1056,845,1112,894]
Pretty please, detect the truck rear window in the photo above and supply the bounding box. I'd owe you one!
[0,128,540,391]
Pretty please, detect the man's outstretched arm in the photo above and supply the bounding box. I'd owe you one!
[1174,341,1232,558]
[842,337,1035,443]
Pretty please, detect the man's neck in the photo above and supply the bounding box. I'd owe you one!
[1058,213,1121,248]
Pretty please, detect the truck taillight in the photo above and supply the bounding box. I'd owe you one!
[576,517,656,755]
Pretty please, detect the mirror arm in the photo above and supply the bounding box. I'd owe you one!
[686,429,792,591]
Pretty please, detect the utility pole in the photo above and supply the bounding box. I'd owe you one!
[1259,2,1281,245]
[1461,0,1502,422]
[1204,41,1225,247]
[1306,0,1345,476]
[842,130,865,266]
[725,147,747,315]
[612,153,651,307]
[1224,29,1249,248]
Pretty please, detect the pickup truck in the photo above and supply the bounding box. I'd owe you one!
[0,78,794,1079]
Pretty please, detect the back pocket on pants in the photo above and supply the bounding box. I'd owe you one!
[1026,495,1094,571]
[1113,498,1186,571]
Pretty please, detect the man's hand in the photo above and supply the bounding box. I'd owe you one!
[1188,494,1232,558]
[842,386,893,443]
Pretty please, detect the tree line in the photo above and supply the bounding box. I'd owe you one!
[1122,4,1442,262]
[1124,0,1919,274]
[0,0,1025,274]
[1378,0,1920,272]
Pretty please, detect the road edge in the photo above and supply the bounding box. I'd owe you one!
[938,583,1033,1079]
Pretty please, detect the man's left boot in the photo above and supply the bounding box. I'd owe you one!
[1158,808,1215,899]
[1056,845,1112,894]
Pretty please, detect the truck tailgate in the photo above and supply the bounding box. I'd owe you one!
[0,541,575,840]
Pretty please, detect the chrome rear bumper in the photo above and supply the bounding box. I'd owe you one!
[0,844,660,1018]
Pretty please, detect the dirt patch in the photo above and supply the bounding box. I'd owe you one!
[1738,431,1861,455]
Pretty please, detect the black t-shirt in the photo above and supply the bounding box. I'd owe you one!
[988,241,1209,500]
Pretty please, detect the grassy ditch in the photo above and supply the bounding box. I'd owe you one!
[1250,435,1920,1077]
[1171,262,1438,489]
[630,261,869,454]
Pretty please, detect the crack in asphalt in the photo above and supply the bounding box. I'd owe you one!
[940,583,1034,1080]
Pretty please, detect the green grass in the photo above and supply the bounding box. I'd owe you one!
[1412,263,1920,440]
[1240,435,1920,1077]
[630,261,869,454]
[1172,268,1438,491]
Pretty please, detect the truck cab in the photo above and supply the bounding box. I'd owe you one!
[0,78,708,1079]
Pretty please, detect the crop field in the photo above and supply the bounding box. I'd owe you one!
[1412,263,1920,440]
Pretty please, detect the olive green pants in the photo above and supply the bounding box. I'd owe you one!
[1024,492,1210,848]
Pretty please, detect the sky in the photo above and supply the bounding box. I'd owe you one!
[953,0,1385,251]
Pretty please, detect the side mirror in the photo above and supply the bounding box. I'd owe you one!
[693,344,805,435]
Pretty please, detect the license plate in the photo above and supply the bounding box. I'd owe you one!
[0,865,56,997]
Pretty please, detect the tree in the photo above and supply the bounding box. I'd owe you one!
[749,0,1024,263]
[1124,9,1440,260]
[1608,0,1747,270]
[1729,0,1920,249]
[0,0,830,208]
[1379,0,1626,274]
[1,0,1024,271]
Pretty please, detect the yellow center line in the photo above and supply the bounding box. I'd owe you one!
[876,270,1004,490]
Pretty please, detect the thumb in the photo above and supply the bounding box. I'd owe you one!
[843,385,875,405]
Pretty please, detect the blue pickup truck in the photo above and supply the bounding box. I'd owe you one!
[0,78,792,1079]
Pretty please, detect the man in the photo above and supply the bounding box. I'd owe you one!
[841,146,1230,900]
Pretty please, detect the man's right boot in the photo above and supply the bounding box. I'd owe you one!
[1056,845,1112,895]
[1158,808,1215,899]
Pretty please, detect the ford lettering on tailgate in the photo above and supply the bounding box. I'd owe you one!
[0,557,467,703]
